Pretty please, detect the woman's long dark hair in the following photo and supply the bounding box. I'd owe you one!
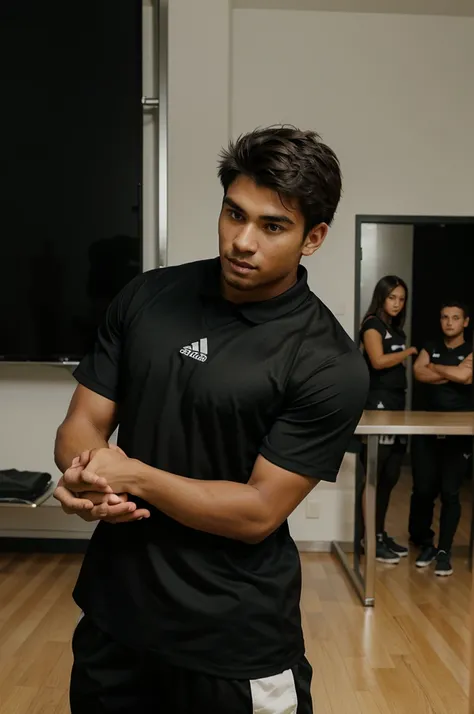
[362,275,408,330]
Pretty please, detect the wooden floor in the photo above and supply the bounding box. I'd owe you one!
[0,472,471,713]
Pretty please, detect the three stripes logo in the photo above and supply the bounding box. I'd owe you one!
[180,337,208,363]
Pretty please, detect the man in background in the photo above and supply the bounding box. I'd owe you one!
[410,301,473,576]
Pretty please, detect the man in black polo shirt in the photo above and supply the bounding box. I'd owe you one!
[53,127,368,713]
[410,301,473,576]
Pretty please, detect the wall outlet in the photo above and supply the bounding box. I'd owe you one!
[306,500,320,519]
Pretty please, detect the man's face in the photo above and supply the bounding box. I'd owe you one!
[440,306,469,339]
[218,175,327,300]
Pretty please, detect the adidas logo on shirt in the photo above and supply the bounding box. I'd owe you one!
[180,337,208,363]
[385,331,392,340]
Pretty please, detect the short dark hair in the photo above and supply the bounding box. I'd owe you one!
[218,126,342,232]
[362,275,409,329]
[441,300,469,318]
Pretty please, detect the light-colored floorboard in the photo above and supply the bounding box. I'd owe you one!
[0,471,470,713]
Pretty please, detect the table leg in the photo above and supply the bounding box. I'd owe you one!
[469,435,474,571]
[332,435,378,607]
[353,458,363,577]
[470,546,474,712]
[468,356,474,711]
[363,434,378,606]
[331,540,366,604]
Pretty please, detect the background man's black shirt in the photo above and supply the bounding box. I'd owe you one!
[360,315,407,410]
[73,258,368,679]
[422,340,471,412]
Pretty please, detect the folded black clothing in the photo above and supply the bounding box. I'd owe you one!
[0,469,52,501]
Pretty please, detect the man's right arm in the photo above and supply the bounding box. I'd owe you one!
[54,384,118,472]
[413,349,447,384]
[55,270,144,472]
[54,273,155,521]
[54,385,150,522]
[362,329,417,370]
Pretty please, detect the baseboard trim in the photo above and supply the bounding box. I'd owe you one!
[0,537,89,554]
[295,541,332,552]
[1,538,341,555]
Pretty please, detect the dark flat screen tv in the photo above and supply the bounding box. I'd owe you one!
[1,0,143,363]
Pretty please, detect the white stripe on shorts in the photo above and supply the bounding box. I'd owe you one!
[249,668,298,714]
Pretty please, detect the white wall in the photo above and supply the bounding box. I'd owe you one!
[3,6,474,544]
[232,10,474,335]
[167,0,231,265]
[232,9,474,542]
[0,366,87,538]
[235,0,474,16]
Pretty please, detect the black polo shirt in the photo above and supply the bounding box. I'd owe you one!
[422,340,472,412]
[72,258,368,679]
[360,315,407,410]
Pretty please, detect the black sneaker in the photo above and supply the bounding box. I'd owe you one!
[435,550,453,577]
[376,536,400,564]
[383,532,408,557]
[416,545,437,568]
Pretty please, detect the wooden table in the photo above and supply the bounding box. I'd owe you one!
[331,411,474,608]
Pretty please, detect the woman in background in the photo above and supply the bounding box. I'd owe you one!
[360,275,417,563]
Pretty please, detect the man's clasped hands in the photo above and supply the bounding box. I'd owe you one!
[53,445,151,523]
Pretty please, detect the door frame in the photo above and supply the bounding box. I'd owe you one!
[354,214,474,342]
[354,214,474,570]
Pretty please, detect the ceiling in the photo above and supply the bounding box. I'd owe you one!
[233,0,474,17]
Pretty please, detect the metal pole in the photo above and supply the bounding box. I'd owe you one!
[470,332,474,569]
[363,434,378,606]
[465,334,474,709]
[331,541,366,603]
[157,0,168,268]
[470,440,474,570]
[470,542,474,713]
[331,438,378,607]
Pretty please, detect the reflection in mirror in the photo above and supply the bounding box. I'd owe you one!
[353,216,474,627]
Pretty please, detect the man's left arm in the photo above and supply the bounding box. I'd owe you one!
[430,353,473,384]
[64,350,369,542]
[120,456,318,544]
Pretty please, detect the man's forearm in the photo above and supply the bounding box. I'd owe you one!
[54,417,109,473]
[129,461,268,544]
[414,367,447,384]
[432,364,471,384]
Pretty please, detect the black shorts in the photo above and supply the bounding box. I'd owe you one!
[70,615,313,714]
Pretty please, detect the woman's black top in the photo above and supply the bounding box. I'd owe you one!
[360,315,407,410]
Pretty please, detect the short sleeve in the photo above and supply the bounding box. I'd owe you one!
[259,350,369,483]
[422,342,435,358]
[360,316,384,340]
[73,274,146,402]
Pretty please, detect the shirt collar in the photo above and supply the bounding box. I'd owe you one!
[200,258,310,324]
